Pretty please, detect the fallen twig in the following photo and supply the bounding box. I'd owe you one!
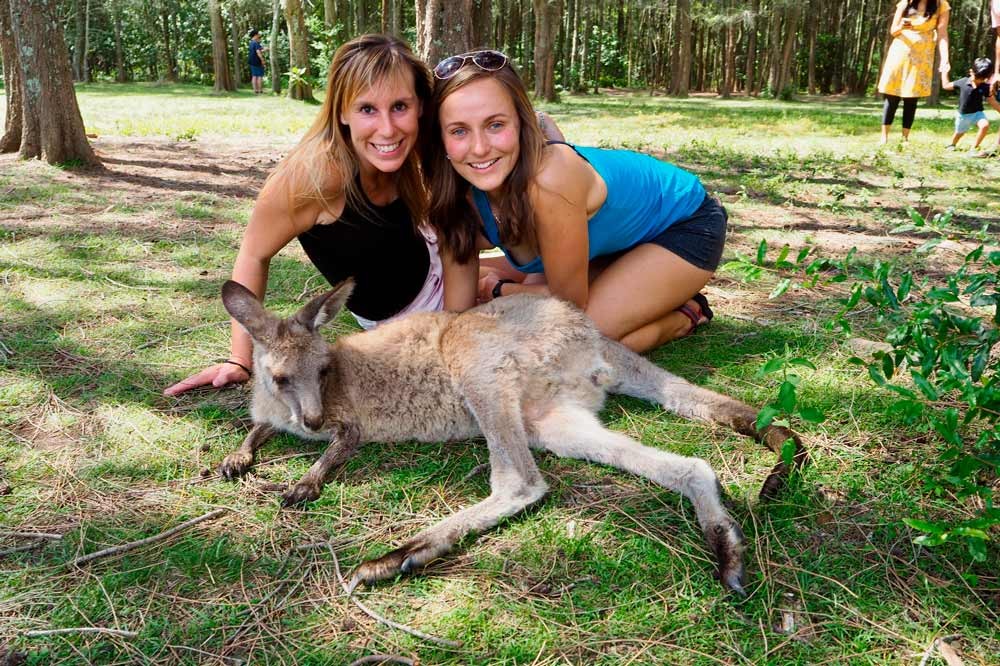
[0,542,46,557]
[0,531,63,540]
[326,543,462,649]
[25,627,138,639]
[69,508,228,567]
[460,463,489,483]
[348,655,415,666]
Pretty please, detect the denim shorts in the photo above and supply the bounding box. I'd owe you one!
[647,194,728,271]
[250,65,266,77]
[955,111,988,134]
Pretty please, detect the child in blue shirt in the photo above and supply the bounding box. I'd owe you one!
[941,57,1000,156]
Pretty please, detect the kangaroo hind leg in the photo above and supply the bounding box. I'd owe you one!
[601,338,807,500]
[349,386,548,593]
[532,402,746,595]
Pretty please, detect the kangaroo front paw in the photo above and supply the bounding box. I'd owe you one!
[706,518,747,597]
[347,537,447,594]
[219,451,254,480]
[281,480,322,507]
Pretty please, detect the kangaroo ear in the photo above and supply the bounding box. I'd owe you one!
[295,279,355,331]
[221,280,274,341]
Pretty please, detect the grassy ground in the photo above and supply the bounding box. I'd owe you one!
[1,83,998,665]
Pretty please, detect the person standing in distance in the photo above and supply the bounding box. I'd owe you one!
[248,29,267,95]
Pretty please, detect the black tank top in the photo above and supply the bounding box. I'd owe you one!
[297,192,429,321]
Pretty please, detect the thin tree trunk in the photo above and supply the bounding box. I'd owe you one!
[8,0,100,166]
[161,5,177,82]
[113,4,126,82]
[82,0,91,83]
[324,0,336,28]
[592,0,603,93]
[671,0,691,96]
[73,0,85,81]
[0,0,24,152]
[229,7,242,88]
[284,0,314,100]
[745,0,758,95]
[270,0,282,93]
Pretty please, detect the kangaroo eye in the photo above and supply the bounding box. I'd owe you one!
[319,365,331,378]
[272,375,290,388]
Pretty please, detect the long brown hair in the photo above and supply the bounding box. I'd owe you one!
[423,58,546,264]
[264,34,431,226]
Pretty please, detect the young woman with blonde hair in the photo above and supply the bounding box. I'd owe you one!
[165,34,438,396]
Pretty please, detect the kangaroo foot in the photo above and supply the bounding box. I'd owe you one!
[281,479,322,507]
[347,536,447,594]
[219,451,254,480]
[758,427,809,501]
[705,518,746,597]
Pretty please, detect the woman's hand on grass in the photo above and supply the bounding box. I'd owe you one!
[163,362,249,397]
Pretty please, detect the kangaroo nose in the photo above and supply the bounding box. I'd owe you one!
[303,415,325,431]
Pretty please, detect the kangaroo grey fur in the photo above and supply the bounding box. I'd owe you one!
[218,279,807,596]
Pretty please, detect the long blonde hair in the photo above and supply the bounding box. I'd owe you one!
[265,34,431,225]
[423,59,546,263]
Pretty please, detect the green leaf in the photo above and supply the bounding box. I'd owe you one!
[756,405,781,431]
[968,538,987,562]
[897,272,912,302]
[780,437,797,466]
[762,357,786,374]
[756,239,768,265]
[798,406,826,423]
[904,518,945,534]
[788,358,817,370]
[907,207,926,226]
[776,244,791,265]
[778,381,797,413]
[769,277,792,299]
[951,527,989,540]
[916,237,943,254]
[868,364,887,387]
[795,246,811,264]
[910,371,939,400]
[913,533,947,547]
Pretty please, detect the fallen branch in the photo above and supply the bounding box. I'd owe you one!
[326,543,462,649]
[69,508,228,567]
[0,531,63,540]
[348,656,415,666]
[0,542,46,557]
[25,627,138,639]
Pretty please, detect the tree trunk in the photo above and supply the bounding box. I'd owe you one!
[0,0,24,152]
[592,0,603,93]
[381,0,389,33]
[471,0,492,51]
[160,5,178,82]
[416,0,470,65]
[324,0,336,28]
[776,2,800,95]
[113,4,127,82]
[209,0,235,92]
[73,0,85,81]
[284,0,314,101]
[82,0,91,83]
[533,0,561,101]
[270,0,282,94]
[745,0,758,95]
[670,0,691,96]
[229,6,242,88]
[807,5,817,95]
[8,0,100,166]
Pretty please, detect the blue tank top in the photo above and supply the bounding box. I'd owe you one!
[472,144,705,273]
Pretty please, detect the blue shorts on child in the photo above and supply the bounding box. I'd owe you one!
[955,111,988,134]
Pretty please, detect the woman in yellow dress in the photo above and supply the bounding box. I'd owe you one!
[877,0,951,144]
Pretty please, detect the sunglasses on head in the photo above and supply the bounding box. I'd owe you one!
[433,50,509,80]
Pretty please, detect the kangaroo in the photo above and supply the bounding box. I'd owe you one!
[217,279,807,596]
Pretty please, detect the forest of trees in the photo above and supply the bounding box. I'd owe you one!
[3,0,999,102]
